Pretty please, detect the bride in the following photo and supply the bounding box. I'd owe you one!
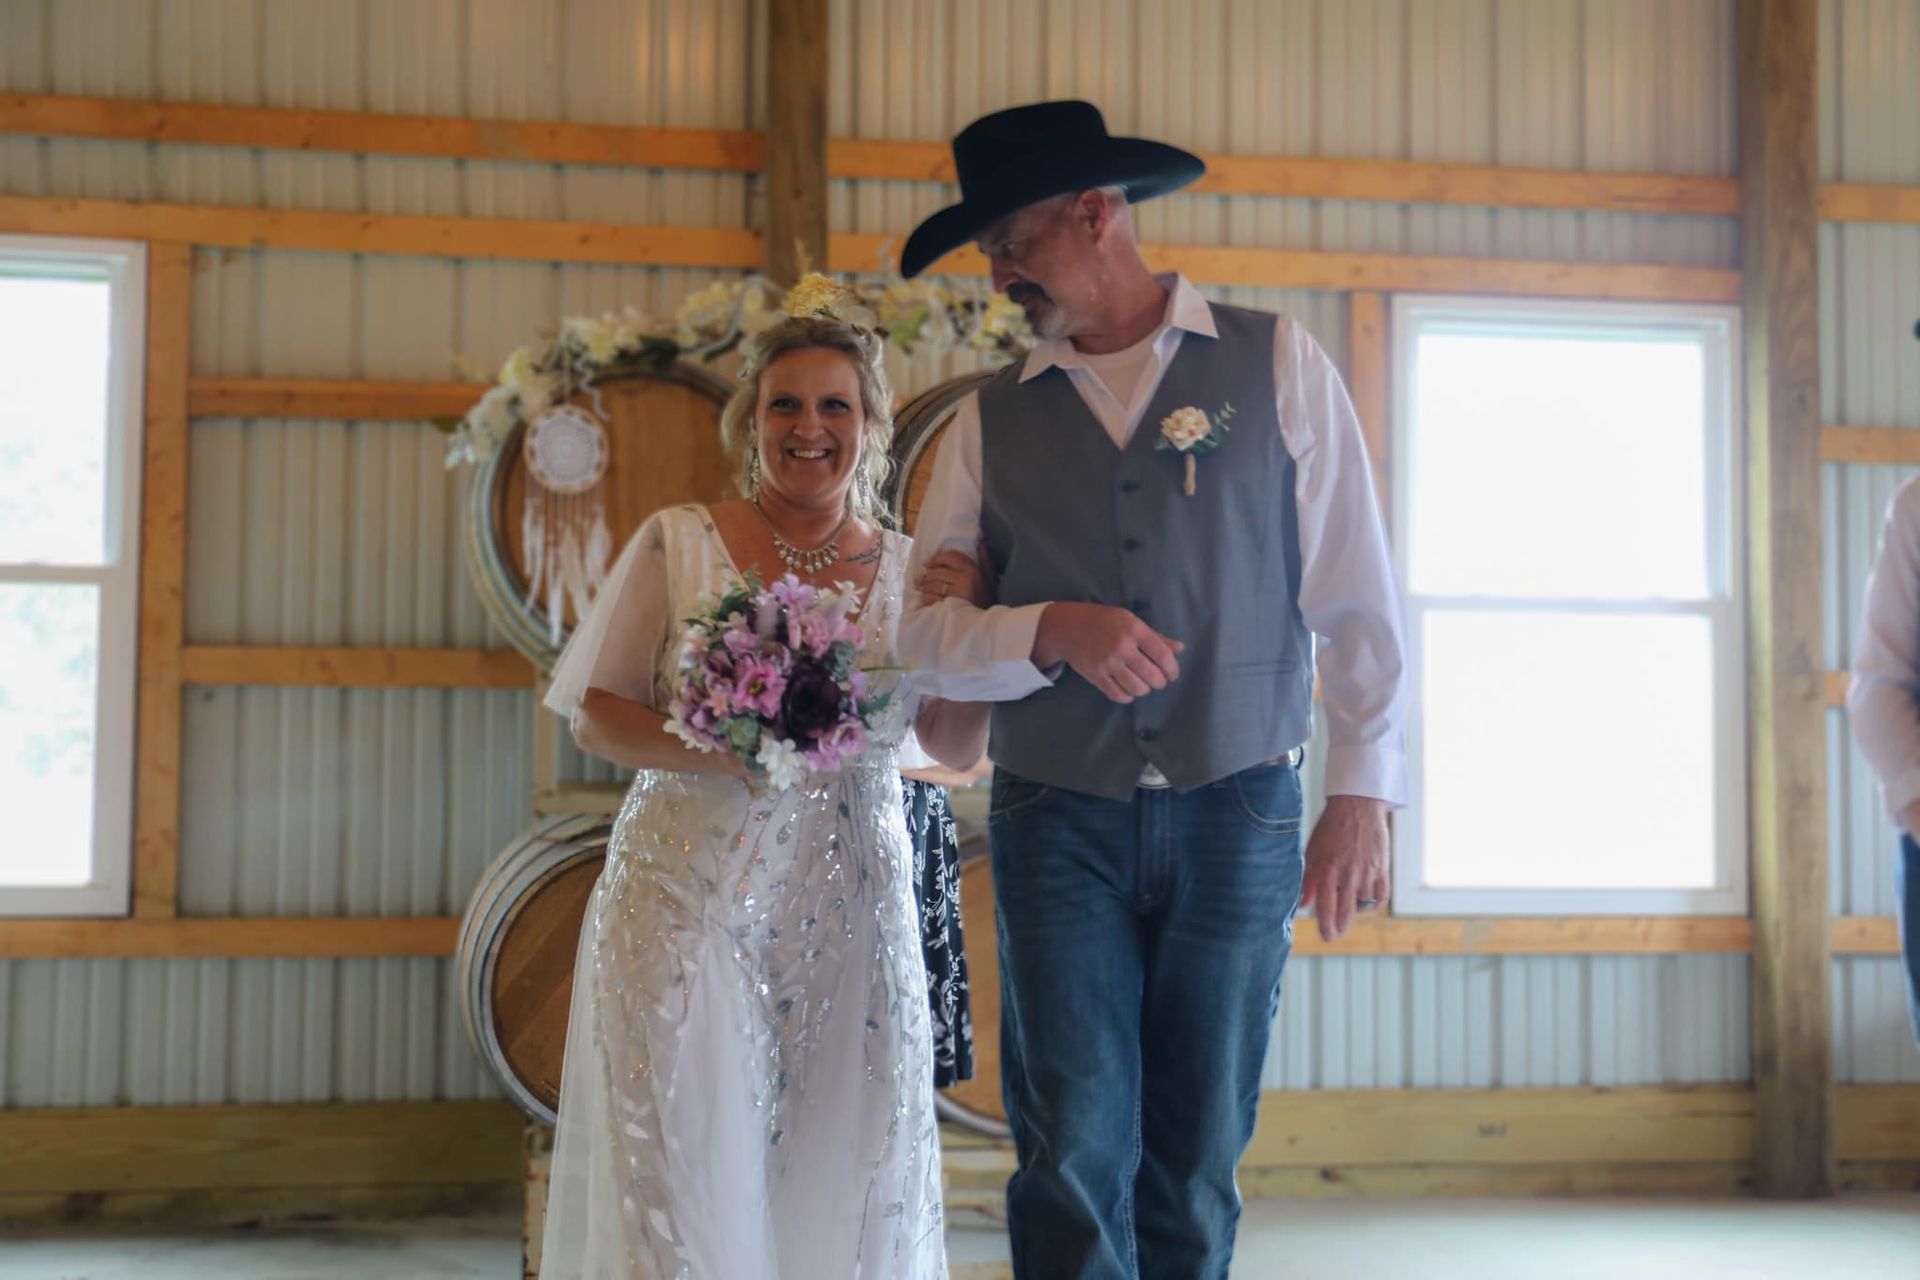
[538,313,988,1278]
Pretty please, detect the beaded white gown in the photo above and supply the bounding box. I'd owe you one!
[538,504,945,1280]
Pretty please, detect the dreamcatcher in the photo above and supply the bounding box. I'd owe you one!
[520,402,612,645]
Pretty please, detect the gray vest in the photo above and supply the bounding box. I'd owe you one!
[979,303,1314,801]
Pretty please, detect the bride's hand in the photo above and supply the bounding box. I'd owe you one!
[917,539,996,608]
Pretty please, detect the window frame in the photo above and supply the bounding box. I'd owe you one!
[0,234,148,917]
[1388,293,1747,918]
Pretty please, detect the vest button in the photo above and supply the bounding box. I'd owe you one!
[1122,538,1142,551]
[1138,728,1160,743]
[1130,599,1149,613]
[1119,480,1141,493]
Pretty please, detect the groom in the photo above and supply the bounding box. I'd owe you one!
[899,102,1408,1278]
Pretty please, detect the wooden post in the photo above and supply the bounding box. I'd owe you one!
[764,0,829,285]
[1737,0,1831,1197]
[1346,291,1390,512]
[133,242,193,919]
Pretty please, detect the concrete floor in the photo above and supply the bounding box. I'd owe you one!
[0,1196,1916,1278]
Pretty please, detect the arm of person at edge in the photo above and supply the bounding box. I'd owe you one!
[1847,478,1920,838]
[1277,319,1408,943]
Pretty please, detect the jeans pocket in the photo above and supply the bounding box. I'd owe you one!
[1230,765,1303,835]
[989,772,1054,821]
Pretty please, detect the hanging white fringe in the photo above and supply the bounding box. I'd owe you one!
[523,405,613,643]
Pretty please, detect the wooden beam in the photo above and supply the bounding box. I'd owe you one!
[0,195,1738,301]
[0,91,765,173]
[133,243,193,921]
[0,1102,520,1195]
[0,909,1891,960]
[1818,183,1920,224]
[847,236,1744,303]
[1822,424,1920,465]
[189,377,484,421]
[180,646,532,688]
[0,916,460,959]
[832,137,1743,216]
[765,0,830,285]
[1739,0,1832,1198]
[1294,916,1753,956]
[1831,915,1900,955]
[0,194,764,269]
[1347,291,1390,507]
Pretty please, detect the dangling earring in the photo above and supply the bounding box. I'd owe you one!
[748,449,762,499]
[855,460,875,519]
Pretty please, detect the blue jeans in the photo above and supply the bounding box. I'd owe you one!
[1900,835,1920,1043]
[989,762,1306,1280]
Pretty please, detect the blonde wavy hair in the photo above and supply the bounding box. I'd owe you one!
[718,315,895,526]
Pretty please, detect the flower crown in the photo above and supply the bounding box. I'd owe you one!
[782,272,879,332]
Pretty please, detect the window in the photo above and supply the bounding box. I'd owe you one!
[0,237,146,916]
[1390,296,1744,916]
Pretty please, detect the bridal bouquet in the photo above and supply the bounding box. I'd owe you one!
[664,575,891,790]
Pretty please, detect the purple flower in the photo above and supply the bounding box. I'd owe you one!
[786,611,836,660]
[722,623,762,657]
[780,664,846,745]
[730,656,788,718]
[770,576,819,613]
[805,718,868,770]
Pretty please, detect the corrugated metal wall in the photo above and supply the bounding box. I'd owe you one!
[5,0,1911,1103]
[832,0,1752,1091]
[1820,0,1920,1085]
[0,0,760,1106]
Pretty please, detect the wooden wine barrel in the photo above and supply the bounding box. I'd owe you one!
[464,364,737,670]
[883,369,999,537]
[458,813,612,1126]
[932,832,1010,1139]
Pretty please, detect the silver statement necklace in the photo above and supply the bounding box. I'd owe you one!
[752,499,849,576]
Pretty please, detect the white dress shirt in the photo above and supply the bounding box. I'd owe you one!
[1849,475,1920,827]
[898,274,1409,807]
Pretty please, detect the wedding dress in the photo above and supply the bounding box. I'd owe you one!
[538,504,945,1279]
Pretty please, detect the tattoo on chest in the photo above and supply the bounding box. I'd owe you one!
[841,544,883,566]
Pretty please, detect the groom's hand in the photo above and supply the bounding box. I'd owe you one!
[1301,795,1389,943]
[1033,603,1184,703]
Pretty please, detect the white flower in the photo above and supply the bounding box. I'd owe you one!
[562,315,624,364]
[664,715,717,753]
[1159,406,1212,452]
[971,292,1031,349]
[738,280,784,336]
[755,736,807,792]
[675,280,744,347]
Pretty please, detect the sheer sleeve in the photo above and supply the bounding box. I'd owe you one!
[543,508,679,723]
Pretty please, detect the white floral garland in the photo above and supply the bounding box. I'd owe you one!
[438,272,1032,467]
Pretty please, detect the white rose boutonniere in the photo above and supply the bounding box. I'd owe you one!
[1156,402,1237,495]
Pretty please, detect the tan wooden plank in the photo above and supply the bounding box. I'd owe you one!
[828,138,1744,216]
[180,646,532,688]
[1819,183,1920,224]
[132,243,192,920]
[842,235,1744,303]
[1293,915,1752,956]
[766,0,829,284]
[1244,1086,1756,1168]
[0,194,764,268]
[23,912,1896,960]
[0,1102,520,1194]
[1347,290,1390,510]
[1831,915,1901,955]
[1837,1085,1920,1161]
[0,91,765,172]
[0,917,460,960]
[1822,424,1920,465]
[1739,0,1833,1197]
[189,377,485,421]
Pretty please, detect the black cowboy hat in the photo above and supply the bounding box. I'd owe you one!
[899,101,1205,279]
